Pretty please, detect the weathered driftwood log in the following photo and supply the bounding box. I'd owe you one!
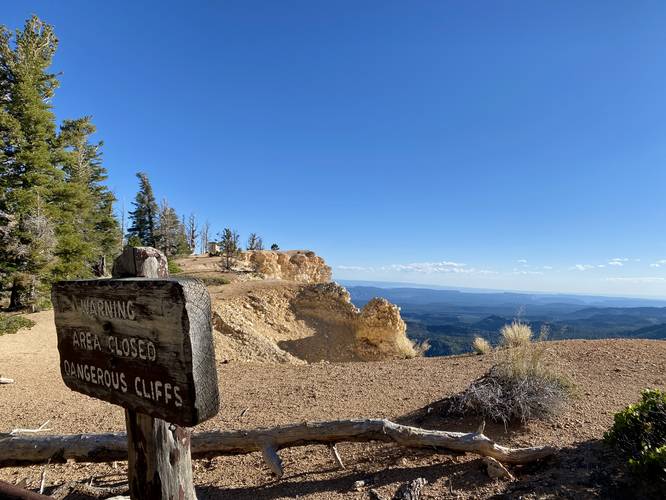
[0,418,555,468]
[0,377,14,384]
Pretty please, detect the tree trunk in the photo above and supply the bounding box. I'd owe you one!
[8,275,29,311]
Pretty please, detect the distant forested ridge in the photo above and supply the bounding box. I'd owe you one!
[345,285,666,356]
[0,16,121,310]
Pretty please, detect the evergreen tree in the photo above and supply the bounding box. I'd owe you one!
[127,172,158,247]
[53,117,120,279]
[0,16,63,308]
[155,199,190,257]
[219,228,239,270]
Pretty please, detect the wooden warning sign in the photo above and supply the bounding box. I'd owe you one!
[52,277,219,427]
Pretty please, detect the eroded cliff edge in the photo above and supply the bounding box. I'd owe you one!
[176,251,420,364]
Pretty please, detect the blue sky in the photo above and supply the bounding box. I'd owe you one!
[6,1,666,297]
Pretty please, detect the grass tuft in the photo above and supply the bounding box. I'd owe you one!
[0,314,36,336]
[472,336,492,355]
[500,320,532,348]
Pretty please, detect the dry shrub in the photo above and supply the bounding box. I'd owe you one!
[472,336,492,355]
[450,326,571,425]
[500,320,532,348]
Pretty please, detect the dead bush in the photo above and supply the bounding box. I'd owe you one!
[449,330,571,425]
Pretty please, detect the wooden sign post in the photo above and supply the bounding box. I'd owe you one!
[52,247,219,499]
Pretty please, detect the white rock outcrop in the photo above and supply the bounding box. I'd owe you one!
[237,250,332,284]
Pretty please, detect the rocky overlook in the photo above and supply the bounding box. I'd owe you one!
[175,251,417,364]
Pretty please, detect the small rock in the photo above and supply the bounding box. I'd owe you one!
[354,480,366,491]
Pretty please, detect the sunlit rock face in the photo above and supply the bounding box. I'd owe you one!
[238,250,332,283]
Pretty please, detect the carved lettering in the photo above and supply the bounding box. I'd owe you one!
[74,297,136,321]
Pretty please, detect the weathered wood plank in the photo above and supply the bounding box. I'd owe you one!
[51,277,218,426]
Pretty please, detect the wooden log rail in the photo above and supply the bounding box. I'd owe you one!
[0,418,555,475]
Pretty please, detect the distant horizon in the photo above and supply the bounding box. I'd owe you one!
[336,278,666,302]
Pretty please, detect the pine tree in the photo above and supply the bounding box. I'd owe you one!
[53,117,120,279]
[0,16,63,308]
[155,199,190,257]
[127,172,158,247]
[219,228,239,270]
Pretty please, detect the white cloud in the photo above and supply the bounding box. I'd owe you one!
[336,265,371,272]
[608,258,627,267]
[513,270,544,275]
[517,259,528,265]
[606,277,666,284]
[571,264,595,271]
[542,265,553,270]
[650,259,666,268]
[381,261,496,275]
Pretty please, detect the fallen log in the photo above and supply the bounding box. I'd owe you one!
[0,378,14,385]
[0,418,555,468]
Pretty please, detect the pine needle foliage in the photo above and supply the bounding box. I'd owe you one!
[0,16,120,308]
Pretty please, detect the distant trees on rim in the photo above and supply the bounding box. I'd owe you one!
[126,173,193,257]
[127,172,158,248]
[246,233,263,251]
[219,228,240,270]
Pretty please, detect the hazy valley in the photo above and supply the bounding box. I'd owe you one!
[344,283,666,355]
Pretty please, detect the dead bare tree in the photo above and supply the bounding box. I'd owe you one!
[186,214,198,253]
[199,220,210,255]
[0,418,555,473]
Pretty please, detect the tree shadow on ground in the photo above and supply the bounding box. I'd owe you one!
[493,439,664,500]
[398,398,664,499]
[195,453,489,499]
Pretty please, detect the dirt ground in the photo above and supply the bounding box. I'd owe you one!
[1,311,665,498]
